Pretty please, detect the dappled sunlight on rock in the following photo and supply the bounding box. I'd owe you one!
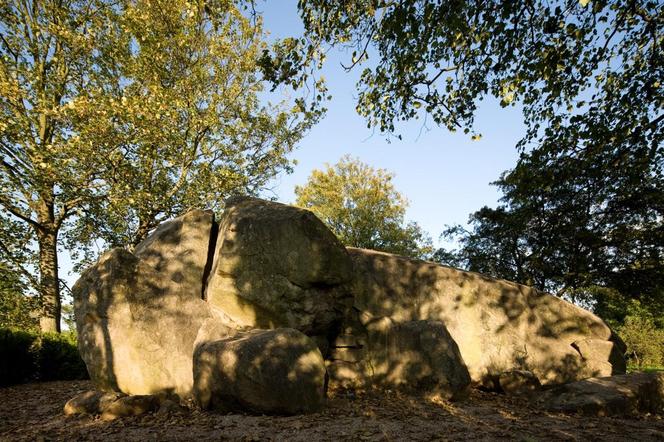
[193,328,326,414]
[339,247,625,388]
[72,197,629,417]
[205,196,353,336]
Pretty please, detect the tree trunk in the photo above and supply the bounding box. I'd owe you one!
[36,196,61,333]
[132,216,153,248]
[37,228,60,333]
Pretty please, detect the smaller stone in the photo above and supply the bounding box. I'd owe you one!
[194,328,327,415]
[63,391,124,416]
[329,347,366,363]
[100,395,160,421]
[538,372,664,416]
[498,370,541,395]
[573,338,626,375]
[156,399,187,415]
[365,319,471,400]
[325,360,370,387]
[331,334,365,347]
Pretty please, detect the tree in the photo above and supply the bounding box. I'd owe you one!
[65,0,319,256]
[0,260,38,331]
[294,1,661,145]
[0,0,118,331]
[1,0,318,331]
[295,156,432,259]
[617,300,664,368]
[437,141,664,319]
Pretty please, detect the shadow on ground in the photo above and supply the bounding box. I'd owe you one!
[1,380,663,441]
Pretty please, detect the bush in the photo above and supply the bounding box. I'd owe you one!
[617,301,664,369]
[0,328,38,386]
[0,328,88,386]
[38,332,89,381]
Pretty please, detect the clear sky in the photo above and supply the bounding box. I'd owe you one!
[257,1,525,247]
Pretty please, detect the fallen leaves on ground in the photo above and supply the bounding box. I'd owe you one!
[0,381,663,441]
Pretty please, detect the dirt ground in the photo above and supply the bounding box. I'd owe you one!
[0,381,663,441]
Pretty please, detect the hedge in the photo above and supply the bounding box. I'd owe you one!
[0,328,88,387]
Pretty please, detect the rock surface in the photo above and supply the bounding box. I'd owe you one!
[341,247,625,387]
[573,338,627,376]
[63,390,124,416]
[538,372,664,416]
[64,390,161,421]
[100,395,161,421]
[73,249,227,398]
[345,319,470,399]
[72,197,629,415]
[194,328,326,414]
[498,370,541,395]
[134,209,215,300]
[205,197,353,336]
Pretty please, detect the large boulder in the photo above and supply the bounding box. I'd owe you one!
[538,372,664,416]
[327,318,471,400]
[193,328,327,414]
[73,211,230,398]
[339,248,625,387]
[205,197,353,336]
[134,209,216,299]
[74,248,228,397]
[73,198,630,415]
[368,319,470,399]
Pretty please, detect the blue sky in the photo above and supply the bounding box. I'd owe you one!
[258,1,525,247]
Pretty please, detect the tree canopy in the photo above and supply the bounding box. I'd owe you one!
[295,156,432,259]
[1,0,317,331]
[437,138,664,323]
[294,1,662,147]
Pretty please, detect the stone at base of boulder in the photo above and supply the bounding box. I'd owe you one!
[64,391,163,421]
[328,319,471,400]
[193,328,327,415]
[498,370,541,395]
[156,399,188,415]
[63,391,125,416]
[573,338,627,375]
[538,372,664,416]
[100,395,161,421]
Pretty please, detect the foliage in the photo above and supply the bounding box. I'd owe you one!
[0,0,120,331]
[67,0,322,251]
[0,328,87,386]
[38,331,88,381]
[295,156,432,259]
[1,0,320,330]
[0,253,38,332]
[0,328,36,386]
[617,301,664,368]
[0,288,38,332]
[436,133,664,316]
[294,1,662,144]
